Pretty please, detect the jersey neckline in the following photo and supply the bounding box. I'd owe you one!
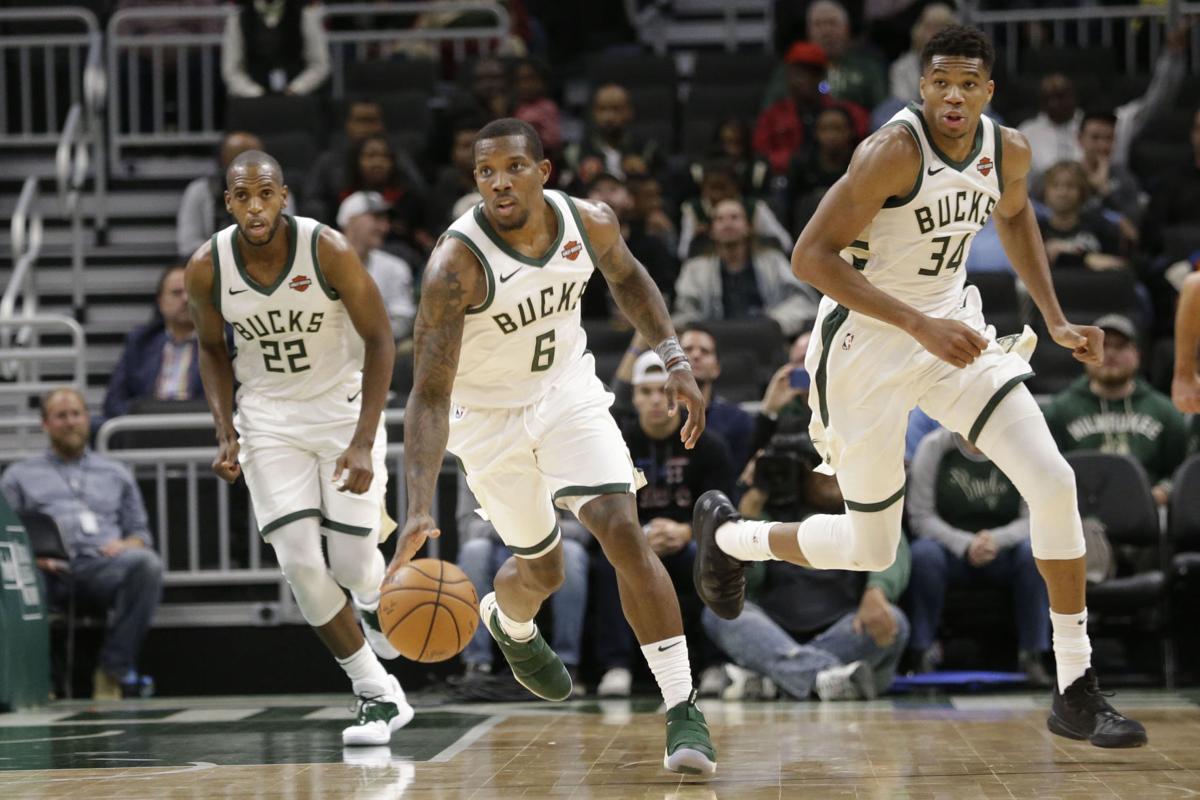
[232,214,299,296]
[472,193,566,268]
[907,102,985,173]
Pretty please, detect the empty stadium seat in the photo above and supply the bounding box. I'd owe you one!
[588,52,677,89]
[345,59,438,94]
[690,52,776,87]
[226,95,326,143]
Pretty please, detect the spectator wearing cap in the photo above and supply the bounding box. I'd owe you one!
[337,192,416,342]
[753,41,869,175]
[591,351,735,697]
[1043,314,1187,506]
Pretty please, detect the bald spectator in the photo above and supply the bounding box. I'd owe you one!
[563,84,663,188]
[888,3,958,104]
[806,0,887,111]
[336,192,416,342]
[754,42,868,175]
[176,131,267,257]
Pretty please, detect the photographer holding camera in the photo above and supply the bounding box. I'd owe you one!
[703,430,911,701]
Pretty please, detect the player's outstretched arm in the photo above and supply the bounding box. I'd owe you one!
[1173,273,1200,413]
[390,236,486,570]
[185,242,240,483]
[992,126,1103,366]
[316,228,396,494]
[577,197,707,448]
[793,126,988,368]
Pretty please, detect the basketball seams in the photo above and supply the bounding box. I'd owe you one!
[379,559,480,662]
[415,560,446,662]
[381,587,479,614]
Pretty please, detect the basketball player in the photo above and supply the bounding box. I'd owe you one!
[185,151,414,746]
[694,26,1148,748]
[388,118,717,776]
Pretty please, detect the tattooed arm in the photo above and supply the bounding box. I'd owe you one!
[576,197,707,448]
[387,236,486,571]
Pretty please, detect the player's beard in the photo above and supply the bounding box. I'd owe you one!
[239,214,284,246]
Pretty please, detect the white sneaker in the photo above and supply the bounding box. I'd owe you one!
[358,601,401,661]
[597,667,633,697]
[342,675,415,746]
[697,665,728,698]
[814,660,876,702]
[721,664,771,701]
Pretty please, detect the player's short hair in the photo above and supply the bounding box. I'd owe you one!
[921,25,995,75]
[475,118,544,161]
[1080,109,1118,130]
[225,149,284,188]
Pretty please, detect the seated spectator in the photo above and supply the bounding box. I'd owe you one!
[341,134,432,256]
[679,162,792,260]
[221,0,329,98]
[1044,314,1187,507]
[888,3,958,105]
[510,57,562,158]
[177,131,264,258]
[1142,108,1200,257]
[905,428,1051,684]
[103,266,202,421]
[455,471,587,689]
[754,41,868,175]
[1019,75,1084,183]
[674,199,819,337]
[562,83,663,188]
[704,434,910,700]
[592,352,735,696]
[1,388,162,700]
[336,192,415,342]
[627,174,678,256]
[1039,161,1127,271]
[690,117,771,200]
[786,106,857,234]
[751,330,814,452]
[303,99,427,230]
[430,115,486,233]
[1076,110,1143,237]
[679,323,756,473]
[805,0,887,111]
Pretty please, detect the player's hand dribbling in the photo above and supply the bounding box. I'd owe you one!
[386,513,441,579]
[666,369,706,449]
[1050,321,1103,366]
[213,430,241,483]
[911,316,988,368]
[333,443,373,494]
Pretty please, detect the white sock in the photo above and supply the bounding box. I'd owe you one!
[336,641,394,698]
[641,636,693,709]
[715,520,778,561]
[1049,609,1092,691]
[480,591,536,642]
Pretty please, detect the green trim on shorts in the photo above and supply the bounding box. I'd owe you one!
[321,517,374,537]
[967,371,1035,444]
[815,304,850,428]
[508,523,561,557]
[844,486,905,513]
[552,482,631,502]
[259,508,322,537]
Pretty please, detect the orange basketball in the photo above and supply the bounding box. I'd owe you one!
[379,558,479,663]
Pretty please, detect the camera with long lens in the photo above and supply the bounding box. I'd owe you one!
[754,432,820,511]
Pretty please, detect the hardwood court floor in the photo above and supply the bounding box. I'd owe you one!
[1,691,1199,799]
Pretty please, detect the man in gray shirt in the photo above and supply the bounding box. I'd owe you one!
[1,388,162,699]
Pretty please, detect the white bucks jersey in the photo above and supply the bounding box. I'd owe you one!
[212,214,359,401]
[445,191,594,408]
[843,104,1004,317]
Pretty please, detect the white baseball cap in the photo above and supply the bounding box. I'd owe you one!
[632,350,669,386]
[336,190,391,229]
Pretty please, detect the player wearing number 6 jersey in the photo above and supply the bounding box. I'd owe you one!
[185,151,414,747]
[694,26,1148,748]
[389,118,718,777]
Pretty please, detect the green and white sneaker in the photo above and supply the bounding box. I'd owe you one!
[342,675,415,746]
[358,602,401,661]
[480,592,573,702]
[664,691,717,777]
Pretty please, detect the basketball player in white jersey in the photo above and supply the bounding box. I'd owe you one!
[185,151,414,746]
[389,119,717,776]
[695,27,1147,747]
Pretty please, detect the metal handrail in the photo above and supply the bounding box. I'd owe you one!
[54,104,93,318]
[95,408,408,450]
[1,178,43,329]
[0,314,87,388]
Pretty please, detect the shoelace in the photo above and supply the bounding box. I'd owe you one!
[349,691,388,719]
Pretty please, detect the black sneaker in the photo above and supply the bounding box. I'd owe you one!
[692,490,746,620]
[1047,669,1148,748]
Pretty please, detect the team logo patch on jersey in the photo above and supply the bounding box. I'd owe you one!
[561,240,583,261]
[977,157,994,177]
[289,275,312,292]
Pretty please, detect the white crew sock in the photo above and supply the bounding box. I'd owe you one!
[480,591,536,642]
[1049,609,1092,691]
[715,520,778,561]
[641,636,694,709]
[336,641,393,698]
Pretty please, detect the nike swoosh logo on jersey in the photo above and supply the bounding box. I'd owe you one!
[499,268,523,283]
[927,165,946,176]
[657,641,681,652]
[228,287,249,295]
[347,389,362,403]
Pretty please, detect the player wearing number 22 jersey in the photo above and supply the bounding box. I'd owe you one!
[185,150,413,747]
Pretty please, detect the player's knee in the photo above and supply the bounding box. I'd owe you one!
[847,512,902,572]
[1024,453,1076,511]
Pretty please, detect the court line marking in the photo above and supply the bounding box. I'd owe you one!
[14,761,218,783]
[430,713,508,763]
[0,730,123,745]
